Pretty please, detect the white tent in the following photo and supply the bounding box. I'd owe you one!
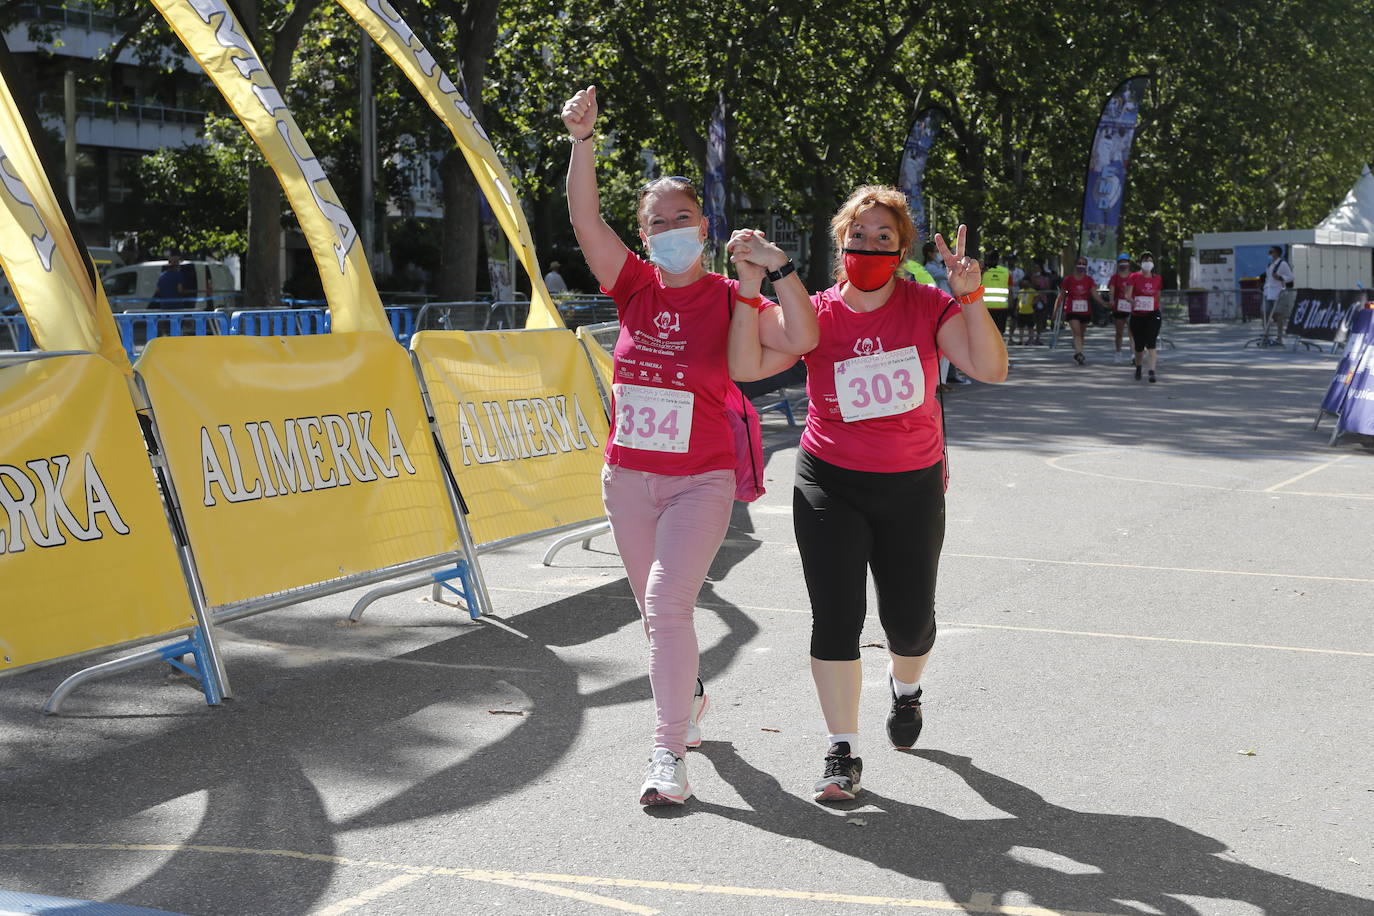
[1314,164,1374,247]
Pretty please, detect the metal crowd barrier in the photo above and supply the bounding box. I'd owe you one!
[0,312,33,351]
[229,308,330,336]
[555,295,617,329]
[115,310,230,359]
[416,301,507,331]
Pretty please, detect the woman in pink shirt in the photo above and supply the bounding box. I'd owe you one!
[1124,250,1164,382]
[561,86,817,806]
[730,186,1006,801]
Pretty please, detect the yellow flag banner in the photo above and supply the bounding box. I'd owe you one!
[0,354,195,672]
[412,329,607,545]
[136,333,459,607]
[0,72,129,372]
[148,0,387,335]
[333,0,564,330]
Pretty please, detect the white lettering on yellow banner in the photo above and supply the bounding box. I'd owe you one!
[453,394,600,466]
[198,409,415,506]
[0,454,129,554]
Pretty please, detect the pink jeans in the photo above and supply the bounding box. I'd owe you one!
[602,464,735,756]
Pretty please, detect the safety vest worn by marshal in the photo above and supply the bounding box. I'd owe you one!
[982,265,1011,310]
[902,259,935,285]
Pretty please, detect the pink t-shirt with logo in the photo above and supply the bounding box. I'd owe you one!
[601,253,737,476]
[1061,273,1097,316]
[801,279,961,473]
[1127,272,1162,312]
[1107,273,1132,312]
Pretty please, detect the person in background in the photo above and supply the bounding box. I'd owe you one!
[729,186,1007,803]
[1054,254,1108,365]
[1030,262,1053,345]
[153,254,187,305]
[544,260,570,294]
[1262,245,1295,346]
[981,249,1011,339]
[1014,272,1037,346]
[1125,250,1163,382]
[561,85,817,807]
[1107,254,1134,363]
[1006,254,1024,291]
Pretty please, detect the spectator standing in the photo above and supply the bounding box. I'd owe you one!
[1262,245,1295,346]
[153,255,187,305]
[544,260,570,294]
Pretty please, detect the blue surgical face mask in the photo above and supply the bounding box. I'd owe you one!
[646,224,704,275]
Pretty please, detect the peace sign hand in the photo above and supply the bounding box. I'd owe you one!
[933,224,982,298]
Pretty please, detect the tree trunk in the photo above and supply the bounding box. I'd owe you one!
[245,165,282,307]
[806,168,836,291]
[437,150,479,300]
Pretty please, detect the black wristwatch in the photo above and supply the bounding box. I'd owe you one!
[765,260,796,283]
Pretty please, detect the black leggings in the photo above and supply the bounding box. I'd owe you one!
[1129,313,1162,352]
[793,449,945,661]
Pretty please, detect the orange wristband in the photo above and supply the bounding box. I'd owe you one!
[735,293,766,311]
[955,285,985,305]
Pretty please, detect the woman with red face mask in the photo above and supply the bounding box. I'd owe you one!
[562,86,817,807]
[729,185,1006,802]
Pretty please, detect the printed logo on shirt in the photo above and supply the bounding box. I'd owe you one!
[853,336,885,357]
[653,310,681,339]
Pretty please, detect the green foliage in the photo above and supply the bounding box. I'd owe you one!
[122,115,253,256]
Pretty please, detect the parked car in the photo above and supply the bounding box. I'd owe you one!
[102,260,238,311]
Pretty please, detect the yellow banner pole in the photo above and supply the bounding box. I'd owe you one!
[147,0,389,335]
[0,66,131,374]
[333,0,565,330]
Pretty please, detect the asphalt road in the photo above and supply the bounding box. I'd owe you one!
[1,322,1371,916]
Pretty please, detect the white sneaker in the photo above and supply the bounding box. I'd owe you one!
[1113,351,1124,364]
[685,677,709,748]
[640,748,691,805]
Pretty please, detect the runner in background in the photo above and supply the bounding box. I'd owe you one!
[1107,253,1134,363]
[728,186,1007,803]
[561,85,817,806]
[1055,255,1108,365]
[1014,272,1037,346]
[1125,250,1163,382]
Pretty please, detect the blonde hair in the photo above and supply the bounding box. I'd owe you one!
[830,185,917,281]
[636,176,701,229]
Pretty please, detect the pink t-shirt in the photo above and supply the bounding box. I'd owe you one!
[1127,272,1162,312]
[1107,273,1132,312]
[601,253,736,476]
[801,279,961,473]
[1061,273,1097,316]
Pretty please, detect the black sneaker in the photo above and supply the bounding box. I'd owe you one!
[1148,370,1157,383]
[813,743,863,802]
[1135,364,1142,380]
[1074,351,1086,365]
[886,682,924,749]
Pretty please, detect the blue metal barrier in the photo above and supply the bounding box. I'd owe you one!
[386,306,417,343]
[229,308,330,336]
[0,313,34,351]
[115,310,229,359]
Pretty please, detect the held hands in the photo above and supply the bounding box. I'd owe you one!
[561,86,598,140]
[933,224,982,299]
[727,229,788,286]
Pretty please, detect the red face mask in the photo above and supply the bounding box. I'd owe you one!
[843,249,901,291]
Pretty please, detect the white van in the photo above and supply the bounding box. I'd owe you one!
[102,260,237,311]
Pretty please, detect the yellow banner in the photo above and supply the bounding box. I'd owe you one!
[135,333,459,607]
[413,329,608,545]
[0,73,129,372]
[0,354,194,672]
[333,0,564,330]
[149,0,387,335]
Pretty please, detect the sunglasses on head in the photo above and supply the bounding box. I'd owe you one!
[639,175,695,194]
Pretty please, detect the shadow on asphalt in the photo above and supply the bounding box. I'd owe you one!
[695,742,1373,915]
[0,473,782,914]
